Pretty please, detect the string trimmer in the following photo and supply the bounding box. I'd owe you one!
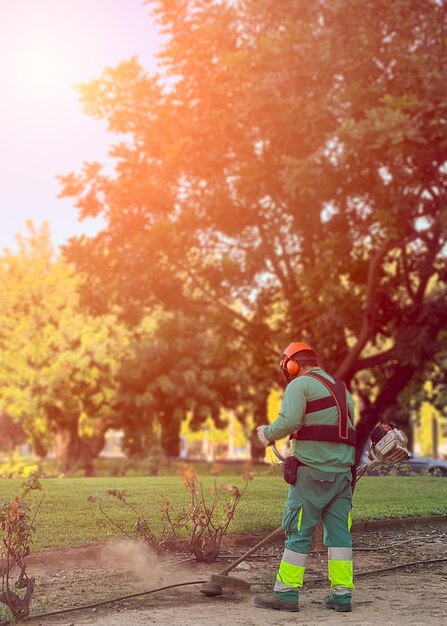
[199,422,410,598]
[353,422,410,483]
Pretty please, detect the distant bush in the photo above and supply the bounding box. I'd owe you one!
[0,454,272,479]
[0,454,39,479]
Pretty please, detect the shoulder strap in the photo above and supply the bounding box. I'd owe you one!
[303,372,350,441]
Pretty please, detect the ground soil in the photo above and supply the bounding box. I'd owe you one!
[11,520,447,626]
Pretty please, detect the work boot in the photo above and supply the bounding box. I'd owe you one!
[323,595,352,612]
[253,593,299,612]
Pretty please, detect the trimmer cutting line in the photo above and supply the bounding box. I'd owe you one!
[199,423,410,598]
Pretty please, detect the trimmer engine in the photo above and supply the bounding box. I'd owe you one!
[365,423,410,469]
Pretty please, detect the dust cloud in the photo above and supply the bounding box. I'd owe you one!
[100,541,165,585]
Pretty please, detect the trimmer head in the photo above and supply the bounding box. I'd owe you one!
[199,574,251,597]
[199,582,224,597]
[210,573,251,592]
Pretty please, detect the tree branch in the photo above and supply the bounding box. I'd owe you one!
[173,260,264,343]
[400,246,417,302]
[355,347,396,371]
[258,225,293,298]
[414,227,441,302]
[336,237,397,381]
[274,226,299,295]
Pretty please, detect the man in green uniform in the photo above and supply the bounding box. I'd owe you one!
[253,342,355,613]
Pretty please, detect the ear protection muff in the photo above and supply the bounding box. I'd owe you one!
[280,341,316,382]
[286,359,300,376]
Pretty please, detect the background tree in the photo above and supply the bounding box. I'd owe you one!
[116,309,252,457]
[60,0,447,458]
[0,224,129,474]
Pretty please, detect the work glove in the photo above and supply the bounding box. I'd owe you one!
[256,425,271,447]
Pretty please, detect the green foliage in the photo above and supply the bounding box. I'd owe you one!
[0,223,130,474]
[116,310,251,457]
[0,455,271,479]
[59,0,447,455]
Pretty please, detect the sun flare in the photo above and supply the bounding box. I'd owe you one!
[6,22,83,98]
[15,41,69,89]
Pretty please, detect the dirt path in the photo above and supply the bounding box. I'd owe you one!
[21,521,447,625]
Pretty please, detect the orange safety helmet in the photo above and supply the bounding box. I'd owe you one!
[280,342,316,381]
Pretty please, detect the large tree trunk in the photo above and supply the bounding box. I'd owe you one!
[0,411,27,450]
[351,299,445,462]
[54,422,108,476]
[123,422,154,458]
[160,412,181,458]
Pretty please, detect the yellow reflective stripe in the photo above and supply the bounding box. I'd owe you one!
[347,511,352,530]
[277,561,305,588]
[297,508,303,532]
[328,560,355,589]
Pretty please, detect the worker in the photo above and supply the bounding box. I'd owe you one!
[253,342,356,613]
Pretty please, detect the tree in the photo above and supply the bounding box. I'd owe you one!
[116,310,251,457]
[60,0,447,459]
[0,223,129,474]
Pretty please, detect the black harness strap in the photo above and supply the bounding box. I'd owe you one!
[304,372,350,440]
[290,372,356,447]
[293,424,356,446]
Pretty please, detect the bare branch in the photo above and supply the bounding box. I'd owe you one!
[336,237,397,381]
[258,224,293,298]
[172,259,274,346]
[414,227,442,302]
[355,348,396,371]
[400,246,416,301]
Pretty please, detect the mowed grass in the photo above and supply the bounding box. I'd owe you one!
[0,474,446,551]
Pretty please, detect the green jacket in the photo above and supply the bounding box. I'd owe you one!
[264,367,355,473]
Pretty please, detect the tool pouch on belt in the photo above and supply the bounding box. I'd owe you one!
[283,456,300,485]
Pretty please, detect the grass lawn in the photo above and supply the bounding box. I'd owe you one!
[0,474,446,551]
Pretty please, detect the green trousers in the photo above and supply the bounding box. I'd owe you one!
[274,466,354,604]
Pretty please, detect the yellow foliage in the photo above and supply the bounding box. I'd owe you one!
[416,402,441,457]
[0,454,39,479]
[267,388,282,423]
[78,412,95,438]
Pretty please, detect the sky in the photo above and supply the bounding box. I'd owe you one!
[0,0,161,252]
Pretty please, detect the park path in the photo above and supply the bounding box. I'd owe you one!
[26,520,447,626]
